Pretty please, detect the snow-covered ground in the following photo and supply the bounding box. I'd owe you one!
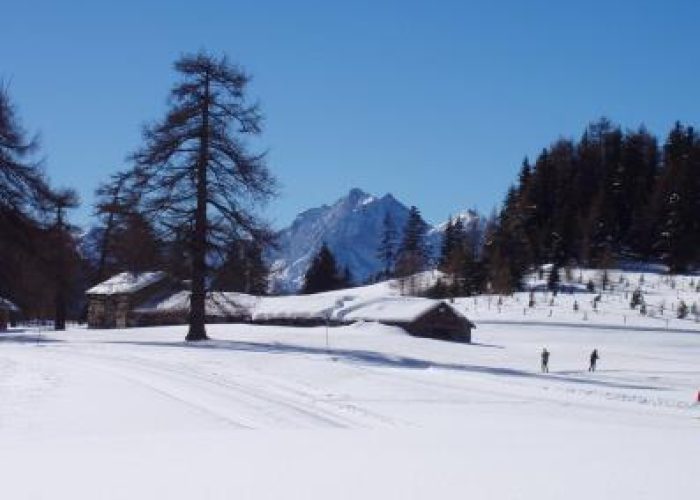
[459,267,700,332]
[1,316,698,499]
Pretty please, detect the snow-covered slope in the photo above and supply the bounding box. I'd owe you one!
[267,188,481,293]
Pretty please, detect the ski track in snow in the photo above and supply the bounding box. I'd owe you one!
[3,322,697,434]
[32,341,396,430]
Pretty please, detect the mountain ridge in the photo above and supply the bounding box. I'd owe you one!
[267,188,483,293]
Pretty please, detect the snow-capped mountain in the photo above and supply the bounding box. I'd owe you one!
[78,226,105,266]
[267,188,482,293]
[429,209,481,235]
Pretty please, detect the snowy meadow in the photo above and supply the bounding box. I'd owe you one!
[1,313,698,499]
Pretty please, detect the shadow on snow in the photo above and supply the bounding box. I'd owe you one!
[106,337,662,392]
[0,331,63,344]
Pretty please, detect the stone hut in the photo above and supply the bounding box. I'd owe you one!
[132,291,257,326]
[86,272,178,329]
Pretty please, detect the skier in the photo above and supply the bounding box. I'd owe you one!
[541,348,550,373]
[589,349,599,372]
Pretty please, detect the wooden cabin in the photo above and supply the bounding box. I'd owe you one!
[341,298,474,342]
[86,272,179,329]
[253,295,475,343]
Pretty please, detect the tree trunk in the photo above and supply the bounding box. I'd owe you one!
[54,285,66,330]
[187,73,210,341]
[54,208,67,331]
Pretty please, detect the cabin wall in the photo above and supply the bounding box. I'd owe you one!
[87,297,108,328]
[131,310,252,327]
[251,317,342,328]
[87,279,180,329]
[403,307,472,342]
[131,310,188,327]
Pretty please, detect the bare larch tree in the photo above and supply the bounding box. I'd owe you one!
[46,188,79,330]
[93,170,133,282]
[128,52,276,341]
[0,83,57,314]
[0,83,51,243]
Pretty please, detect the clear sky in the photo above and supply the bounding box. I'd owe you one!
[2,0,699,228]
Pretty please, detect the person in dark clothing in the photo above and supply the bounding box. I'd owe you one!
[589,349,599,372]
[541,348,550,373]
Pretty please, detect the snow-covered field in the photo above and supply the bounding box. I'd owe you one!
[1,316,698,499]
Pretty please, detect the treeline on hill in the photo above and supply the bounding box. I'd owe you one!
[361,118,700,299]
[486,118,700,293]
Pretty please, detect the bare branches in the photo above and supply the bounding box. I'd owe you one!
[127,51,276,242]
[0,84,51,216]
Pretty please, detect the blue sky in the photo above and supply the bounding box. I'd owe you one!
[2,0,699,228]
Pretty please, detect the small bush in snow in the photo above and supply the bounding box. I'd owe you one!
[677,301,689,319]
[630,289,643,309]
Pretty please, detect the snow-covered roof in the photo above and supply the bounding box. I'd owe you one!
[0,297,19,311]
[87,269,471,327]
[251,290,471,326]
[135,291,258,318]
[252,293,350,322]
[86,272,168,296]
[340,297,467,324]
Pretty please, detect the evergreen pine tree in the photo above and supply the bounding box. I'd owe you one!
[376,211,398,279]
[212,240,269,295]
[341,266,353,289]
[302,243,343,294]
[395,206,429,277]
[547,264,560,293]
[651,123,700,271]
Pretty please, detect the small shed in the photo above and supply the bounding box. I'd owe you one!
[0,297,19,331]
[86,272,178,329]
[341,297,475,342]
